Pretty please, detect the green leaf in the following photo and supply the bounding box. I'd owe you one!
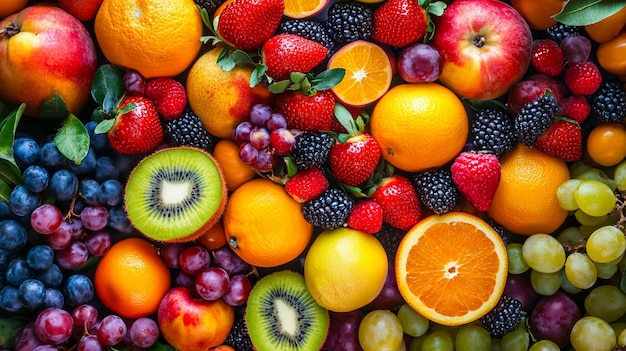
[0,178,12,203]
[0,316,30,349]
[268,80,292,93]
[118,102,137,115]
[310,68,346,91]
[54,114,90,164]
[39,93,69,122]
[91,64,125,112]
[149,342,177,351]
[250,64,268,88]
[427,1,447,16]
[231,49,255,66]
[553,0,626,25]
[217,47,237,71]
[0,104,24,185]
[334,103,358,136]
[95,118,116,134]
[463,98,508,112]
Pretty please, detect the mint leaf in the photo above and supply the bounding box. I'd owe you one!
[91,64,125,113]
[95,118,116,134]
[0,104,24,185]
[311,68,346,91]
[39,93,69,122]
[427,1,447,16]
[54,113,90,164]
[553,0,626,25]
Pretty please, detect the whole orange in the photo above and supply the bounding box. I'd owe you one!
[487,143,570,236]
[222,178,314,268]
[586,123,626,167]
[585,6,626,43]
[0,0,28,18]
[94,0,203,79]
[510,0,565,30]
[186,46,273,139]
[370,83,468,172]
[212,139,256,192]
[94,237,171,319]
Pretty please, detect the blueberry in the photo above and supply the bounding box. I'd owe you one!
[108,205,133,234]
[13,138,40,169]
[39,141,67,170]
[0,285,23,312]
[50,169,78,202]
[22,165,49,193]
[0,219,28,252]
[0,248,12,269]
[68,147,97,175]
[0,201,9,220]
[18,279,45,310]
[85,120,110,151]
[63,274,95,307]
[43,288,64,309]
[5,257,33,286]
[79,179,101,206]
[95,155,119,182]
[37,264,63,288]
[8,185,41,217]
[97,179,123,207]
[26,245,55,271]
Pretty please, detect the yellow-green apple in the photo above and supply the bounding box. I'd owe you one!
[0,4,97,118]
[430,0,533,100]
[157,286,235,351]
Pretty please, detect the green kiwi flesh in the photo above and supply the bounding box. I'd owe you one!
[246,270,329,351]
[124,146,227,242]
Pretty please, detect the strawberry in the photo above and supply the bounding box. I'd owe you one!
[106,96,164,155]
[274,90,336,132]
[346,200,383,234]
[261,34,329,81]
[144,78,187,120]
[371,175,421,230]
[530,39,564,77]
[558,95,591,124]
[563,61,602,96]
[371,0,429,48]
[58,0,103,22]
[450,151,501,212]
[284,167,329,203]
[533,119,582,162]
[329,134,381,187]
[215,0,284,51]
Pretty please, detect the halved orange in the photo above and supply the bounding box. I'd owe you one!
[327,40,393,107]
[395,212,508,326]
[283,0,328,19]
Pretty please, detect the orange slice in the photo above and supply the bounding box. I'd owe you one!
[327,40,393,107]
[283,0,328,19]
[395,212,508,326]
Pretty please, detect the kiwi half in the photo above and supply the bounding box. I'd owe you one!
[124,146,227,242]
[246,270,329,351]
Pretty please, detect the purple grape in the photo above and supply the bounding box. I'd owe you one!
[253,148,277,173]
[249,127,271,150]
[249,103,273,127]
[160,243,185,269]
[321,310,365,351]
[72,304,99,332]
[44,221,73,250]
[43,288,64,308]
[212,246,249,275]
[503,271,540,311]
[124,69,145,96]
[129,317,160,348]
[239,143,258,165]
[233,121,254,145]
[195,267,230,301]
[18,279,46,310]
[269,128,295,155]
[267,112,288,131]
[77,334,104,351]
[63,274,95,307]
[529,291,581,348]
[222,274,252,306]
[55,241,89,270]
[560,35,591,63]
[85,230,112,257]
[175,270,195,288]
[34,307,74,345]
[14,322,46,351]
[96,315,127,346]
[178,245,211,275]
[397,43,443,83]
[80,205,109,231]
[32,345,58,351]
[30,204,63,235]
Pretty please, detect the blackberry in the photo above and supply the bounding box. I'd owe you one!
[164,111,213,151]
[514,94,559,146]
[590,81,626,124]
[302,188,354,230]
[375,223,407,259]
[194,0,227,16]
[471,108,516,158]
[224,317,253,351]
[291,132,334,170]
[279,20,335,50]
[326,1,373,45]
[485,217,509,245]
[545,23,582,43]
[480,295,524,338]
[412,169,458,215]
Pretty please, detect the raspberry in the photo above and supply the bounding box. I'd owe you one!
[563,61,602,96]
[346,200,383,234]
[558,95,591,124]
[284,167,329,203]
[144,78,187,120]
[530,39,564,76]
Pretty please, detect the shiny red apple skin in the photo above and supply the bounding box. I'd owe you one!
[0,5,98,117]
[157,286,235,351]
[431,0,533,100]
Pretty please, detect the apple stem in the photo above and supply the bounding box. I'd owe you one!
[0,22,20,38]
[473,35,486,48]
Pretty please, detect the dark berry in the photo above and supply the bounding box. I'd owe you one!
[412,169,458,215]
[302,188,354,230]
[326,1,373,45]
[291,132,334,170]
[164,111,213,151]
[545,23,582,43]
[279,20,335,50]
[514,94,559,146]
[471,108,516,158]
[590,80,626,124]
[481,295,524,338]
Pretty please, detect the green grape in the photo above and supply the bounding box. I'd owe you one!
[595,261,619,280]
[454,324,491,351]
[530,269,561,296]
[560,268,582,294]
[522,234,566,273]
[619,327,626,346]
[586,225,626,263]
[574,179,617,217]
[358,310,404,351]
[564,252,597,289]
[569,161,595,178]
[584,285,626,323]
[409,334,427,351]
[557,226,586,247]
[615,160,626,192]
[611,322,626,341]
[430,324,460,340]
[507,243,529,274]
[576,168,617,192]
[528,340,560,351]
[397,303,430,337]
[421,330,454,351]
[570,316,616,351]
[557,178,582,211]
[575,209,608,226]
[500,328,529,351]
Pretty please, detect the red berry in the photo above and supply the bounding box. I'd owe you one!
[563,61,602,96]
[346,200,383,234]
[144,78,187,120]
[371,175,421,230]
[285,167,329,203]
[534,120,582,162]
[530,39,564,77]
[450,152,501,212]
[558,95,590,124]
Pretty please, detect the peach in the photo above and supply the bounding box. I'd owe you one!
[0,5,97,118]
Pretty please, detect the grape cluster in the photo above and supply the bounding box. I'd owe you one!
[233,103,297,173]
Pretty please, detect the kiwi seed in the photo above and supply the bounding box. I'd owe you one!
[124,146,227,242]
[245,270,329,351]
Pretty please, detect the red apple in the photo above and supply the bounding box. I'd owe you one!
[0,5,97,118]
[58,0,104,22]
[431,0,533,100]
[157,286,235,351]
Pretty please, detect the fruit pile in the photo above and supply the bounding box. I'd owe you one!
[2,0,626,349]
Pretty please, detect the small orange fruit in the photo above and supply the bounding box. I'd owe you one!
[395,212,508,326]
[586,123,626,167]
[327,40,393,107]
[197,221,228,251]
[304,227,388,312]
[487,143,570,236]
[0,0,28,18]
[510,0,565,30]
[370,83,468,172]
[223,178,314,268]
[94,0,203,78]
[95,237,171,319]
[212,139,256,192]
[186,46,273,139]
[284,0,328,19]
[597,32,626,76]
[585,6,626,43]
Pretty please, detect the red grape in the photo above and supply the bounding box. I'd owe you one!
[30,204,63,235]
[80,205,109,231]
[129,317,160,348]
[249,127,271,150]
[96,315,127,346]
[178,245,211,275]
[78,335,104,351]
[34,307,74,345]
[212,246,249,275]
[397,43,443,83]
[529,291,581,348]
[55,241,89,270]
[222,274,252,306]
[269,128,295,155]
[195,267,230,301]
[161,243,185,269]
